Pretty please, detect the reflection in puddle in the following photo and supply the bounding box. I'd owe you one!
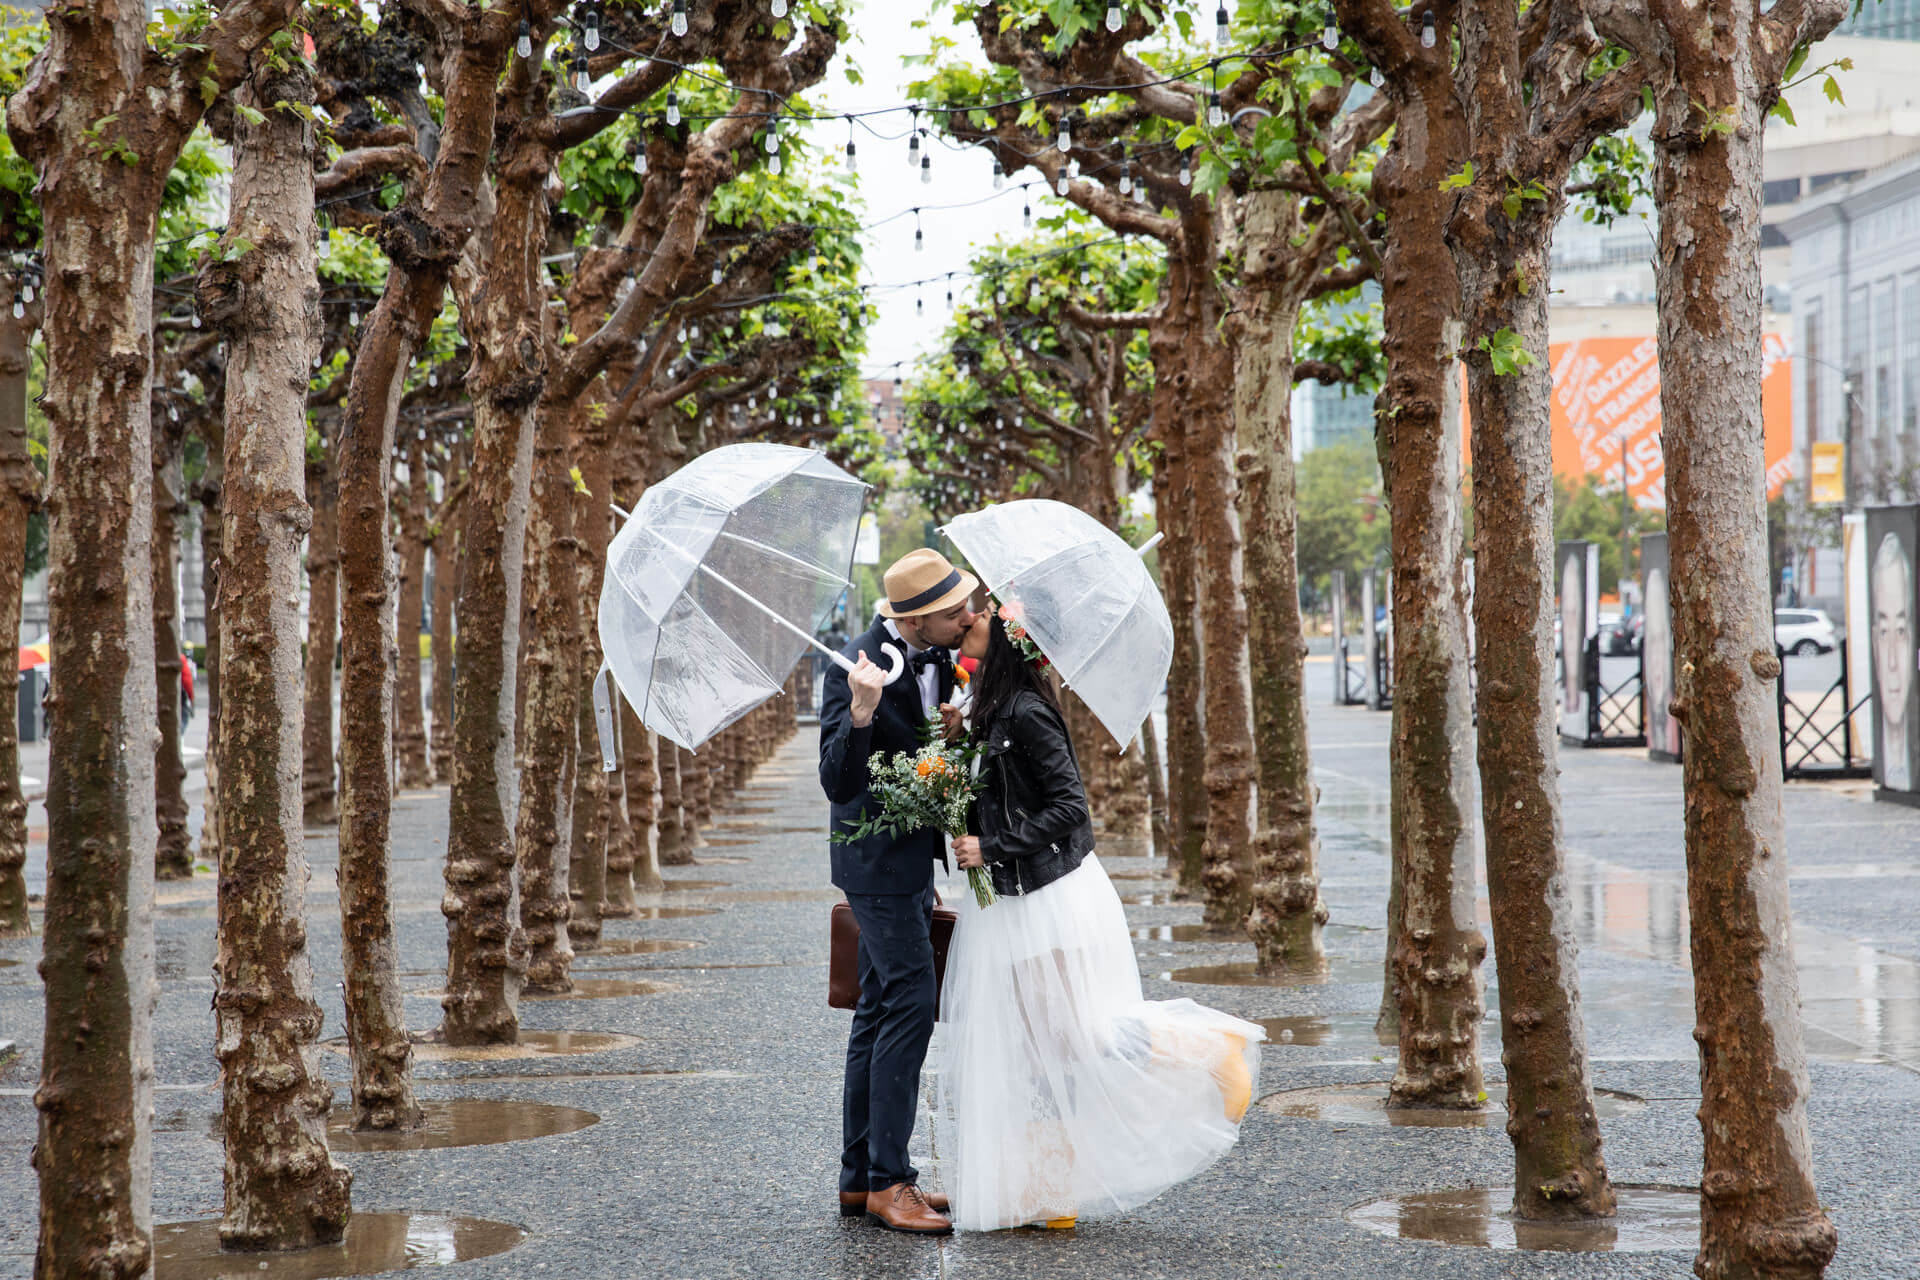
[1132,922,1380,943]
[713,806,780,817]
[576,938,701,958]
[1255,1014,1396,1049]
[321,1029,639,1061]
[1158,958,1379,987]
[521,978,664,1002]
[157,933,217,983]
[1122,891,1189,907]
[645,879,731,894]
[1347,1185,1698,1252]
[718,889,844,903]
[327,1097,597,1151]
[1261,1081,1644,1128]
[687,855,750,866]
[624,906,721,920]
[154,1212,525,1278]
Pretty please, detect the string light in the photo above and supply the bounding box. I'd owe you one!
[573,47,590,92]
[765,116,780,154]
[1057,112,1072,153]
[1056,168,1069,196]
[670,0,688,37]
[1421,9,1436,46]
[845,118,858,172]
[914,209,924,252]
[665,89,680,126]
[1178,149,1192,186]
[1105,2,1122,31]
[1370,66,1383,87]
[772,0,787,15]
[1322,21,1338,49]
[8,296,19,320]
[992,159,1004,190]
[516,16,532,58]
[1207,90,1225,128]
[920,153,931,184]
[633,140,648,175]
[582,4,600,51]
[908,107,921,167]
[1215,3,1230,46]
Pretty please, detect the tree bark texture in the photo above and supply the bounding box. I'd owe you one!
[1140,712,1172,865]
[195,411,225,869]
[430,515,459,784]
[1452,0,1615,1217]
[201,63,354,1246]
[1645,13,1841,1272]
[1230,243,1328,970]
[8,0,307,1264]
[656,729,691,865]
[1354,40,1489,1110]
[572,416,632,910]
[152,421,192,880]
[393,431,432,790]
[1151,420,1207,890]
[620,707,665,892]
[442,156,547,1041]
[0,315,37,938]
[302,439,338,825]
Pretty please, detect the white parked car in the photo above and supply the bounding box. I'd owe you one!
[1774,608,1838,655]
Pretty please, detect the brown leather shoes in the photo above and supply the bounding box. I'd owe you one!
[864,1183,953,1234]
[840,1188,949,1216]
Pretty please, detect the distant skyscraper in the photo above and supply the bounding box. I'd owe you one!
[1838,0,1920,40]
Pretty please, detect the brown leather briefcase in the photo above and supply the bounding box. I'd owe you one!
[829,899,957,1020]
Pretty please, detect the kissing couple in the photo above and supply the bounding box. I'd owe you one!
[820,548,1264,1234]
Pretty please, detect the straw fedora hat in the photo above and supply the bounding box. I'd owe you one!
[877,548,979,619]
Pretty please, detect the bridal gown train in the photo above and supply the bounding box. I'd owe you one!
[932,853,1265,1231]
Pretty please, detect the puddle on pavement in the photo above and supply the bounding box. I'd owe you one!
[327,1097,597,1151]
[719,889,843,903]
[0,957,19,969]
[154,1212,525,1279]
[1261,1081,1645,1128]
[695,835,767,847]
[418,1068,733,1084]
[1108,869,1175,881]
[520,978,665,1001]
[157,933,218,982]
[576,938,701,958]
[322,1029,640,1061]
[624,905,722,920]
[706,823,820,836]
[687,855,750,866]
[1157,958,1380,987]
[1347,1184,1698,1252]
[1121,890,1191,907]
[1133,922,1380,944]
[646,879,731,894]
[1255,1014,1397,1049]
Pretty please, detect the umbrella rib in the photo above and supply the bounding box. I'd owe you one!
[712,528,855,590]
[1057,568,1150,687]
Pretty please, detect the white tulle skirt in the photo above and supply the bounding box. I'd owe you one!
[931,854,1264,1231]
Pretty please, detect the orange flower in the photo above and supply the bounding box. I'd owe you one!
[916,759,933,778]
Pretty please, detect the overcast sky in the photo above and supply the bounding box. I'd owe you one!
[805,1,1038,382]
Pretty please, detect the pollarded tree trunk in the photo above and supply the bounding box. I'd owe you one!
[1159,298,1255,932]
[0,312,37,938]
[620,708,665,892]
[572,418,632,911]
[1642,15,1842,1272]
[1151,426,1207,888]
[195,412,225,869]
[394,431,432,790]
[1364,52,1488,1111]
[1140,713,1172,865]
[153,419,192,880]
[199,62,354,1246]
[14,3,302,1270]
[683,741,713,838]
[430,514,459,784]
[1231,255,1328,970]
[657,730,691,866]
[302,439,339,825]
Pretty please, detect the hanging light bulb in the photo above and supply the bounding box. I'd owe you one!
[772,0,787,15]
[920,153,931,184]
[768,152,782,175]
[633,143,648,175]
[690,322,700,339]
[671,0,688,38]
[428,370,439,387]
[665,89,680,126]
[1105,2,1122,31]
[1178,150,1192,186]
[190,310,202,329]
[845,137,857,172]
[1022,201,1031,229]
[1323,20,1338,49]
[1056,170,1069,195]
[8,296,19,320]
[992,159,1004,191]
[21,282,33,304]
[915,294,923,316]
[892,375,903,396]
[1208,91,1225,128]
[1068,157,1080,179]
[1079,266,1090,286]
[678,324,687,342]
[764,117,780,154]
[712,262,724,284]
[908,108,921,167]
[319,221,330,246]
[1057,114,1072,153]
[516,16,532,58]
[1421,9,1436,47]
[573,49,590,92]
[1370,66,1384,88]
[915,227,924,252]
[349,304,360,326]
[168,405,179,423]
[1132,179,1148,205]
[583,6,600,50]
[945,286,953,310]
[1215,3,1230,46]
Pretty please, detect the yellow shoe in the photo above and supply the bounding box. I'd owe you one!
[1041,1216,1077,1229]
[1211,1032,1252,1123]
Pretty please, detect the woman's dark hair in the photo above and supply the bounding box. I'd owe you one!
[969,609,1062,739]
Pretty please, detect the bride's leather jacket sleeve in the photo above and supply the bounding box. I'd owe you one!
[979,691,1091,866]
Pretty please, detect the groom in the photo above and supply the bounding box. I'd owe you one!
[819,548,977,1234]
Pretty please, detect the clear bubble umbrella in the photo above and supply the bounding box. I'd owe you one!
[941,498,1169,749]
[593,443,903,756]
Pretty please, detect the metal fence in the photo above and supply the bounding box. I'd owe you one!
[1776,643,1873,780]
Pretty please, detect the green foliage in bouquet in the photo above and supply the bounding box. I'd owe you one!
[832,735,998,908]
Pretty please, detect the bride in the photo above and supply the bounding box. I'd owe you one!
[935,605,1264,1232]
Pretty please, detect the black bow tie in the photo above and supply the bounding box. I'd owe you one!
[909,647,949,675]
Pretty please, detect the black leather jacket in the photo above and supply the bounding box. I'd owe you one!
[972,689,1095,897]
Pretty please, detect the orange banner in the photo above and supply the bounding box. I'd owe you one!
[1463,334,1794,509]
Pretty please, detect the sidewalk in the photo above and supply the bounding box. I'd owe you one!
[3,690,1919,1278]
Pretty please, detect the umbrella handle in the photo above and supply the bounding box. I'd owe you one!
[877,642,908,686]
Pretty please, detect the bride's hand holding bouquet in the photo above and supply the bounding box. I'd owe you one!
[831,737,999,908]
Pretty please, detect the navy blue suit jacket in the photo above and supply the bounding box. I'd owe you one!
[819,619,955,896]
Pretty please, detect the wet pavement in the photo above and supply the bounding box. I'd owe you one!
[2,685,1919,1278]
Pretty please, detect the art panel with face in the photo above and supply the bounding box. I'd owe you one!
[1867,513,1919,793]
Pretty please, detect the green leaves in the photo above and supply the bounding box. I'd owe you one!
[1474,328,1538,377]
[1501,179,1548,222]
[233,102,267,127]
[1439,162,1474,192]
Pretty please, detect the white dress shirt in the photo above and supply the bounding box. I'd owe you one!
[884,619,941,718]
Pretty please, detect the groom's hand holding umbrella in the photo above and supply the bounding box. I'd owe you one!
[848,651,886,728]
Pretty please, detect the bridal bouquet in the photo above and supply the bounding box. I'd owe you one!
[832,739,998,908]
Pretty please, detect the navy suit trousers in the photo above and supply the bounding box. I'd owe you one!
[840,885,938,1194]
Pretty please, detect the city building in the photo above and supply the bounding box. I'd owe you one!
[863,377,907,451]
